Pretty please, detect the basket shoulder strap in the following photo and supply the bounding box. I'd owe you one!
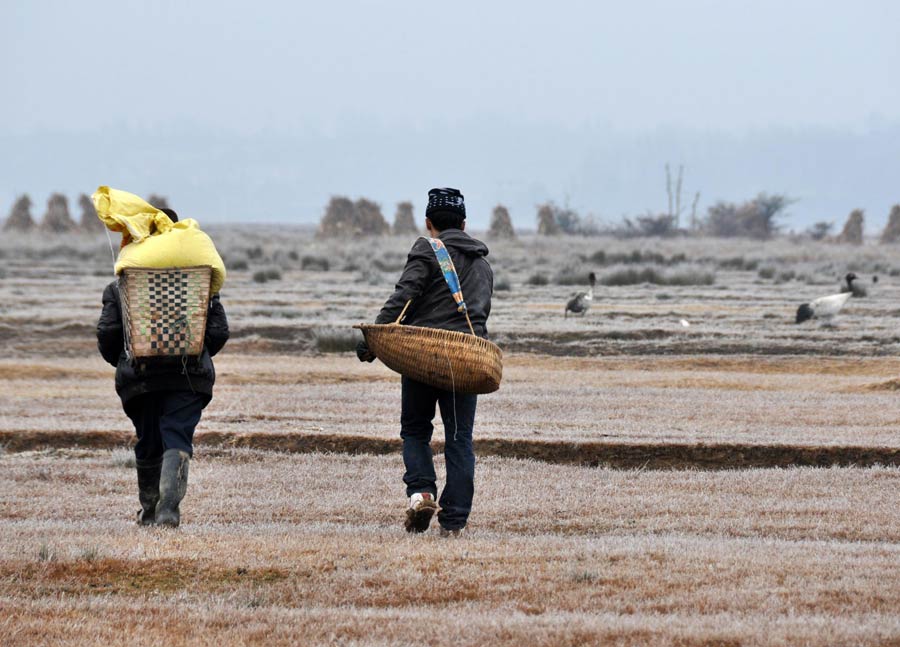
[426,237,475,336]
[426,237,466,313]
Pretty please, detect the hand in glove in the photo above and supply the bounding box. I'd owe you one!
[356,340,376,363]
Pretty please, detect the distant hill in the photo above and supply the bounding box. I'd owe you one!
[1,121,898,230]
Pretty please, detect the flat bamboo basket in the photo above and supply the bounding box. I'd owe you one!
[354,322,503,394]
[119,266,212,360]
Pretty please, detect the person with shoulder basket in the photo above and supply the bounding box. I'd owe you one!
[357,188,493,537]
[96,207,230,528]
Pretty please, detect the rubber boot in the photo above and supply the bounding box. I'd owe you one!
[155,449,190,528]
[135,457,162,526]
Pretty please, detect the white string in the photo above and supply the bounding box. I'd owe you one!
[443,338,458,442]
[103,227,117,274]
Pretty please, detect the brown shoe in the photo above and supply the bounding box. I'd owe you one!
[405,493,438,533]
[439,526,465,538]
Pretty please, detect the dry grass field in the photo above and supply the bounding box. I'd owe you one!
[2,227,900,645]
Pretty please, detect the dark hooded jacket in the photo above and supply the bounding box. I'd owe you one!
[96,281,230,404]
[376,229,493,337]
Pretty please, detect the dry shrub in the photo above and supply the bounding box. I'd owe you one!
[301,255,330,271]
[703,193,790,239]
[553,269,593,286]
[41,193,77,232]
[589,250,687,267]
[614,213,678,238]
[392,201,418,234]
[252,269,282,283]
[226,257,250,271]
[717,256,759,271]
[807,221,834,241]
[78,194,103,231]
[489,205,516,239]
[319,196,389,237]
[4,194,34,231]
[880,205,900,244]
[837,209,864,244]
[601,267,715,286]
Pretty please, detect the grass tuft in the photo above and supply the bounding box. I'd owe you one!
[301,256,330,272]
[252,269,282,283]
[38,543,56,562]
[109,449,136,469]
[600,267,715,286]
[314,328,360,353]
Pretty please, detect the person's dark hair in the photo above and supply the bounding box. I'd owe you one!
[159,207,178,223]
[427,210,465,232]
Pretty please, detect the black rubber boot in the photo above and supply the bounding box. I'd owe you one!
[155,449,190,528]
[135,457,162,526]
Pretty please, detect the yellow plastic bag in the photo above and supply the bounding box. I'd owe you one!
[92,186,227,294]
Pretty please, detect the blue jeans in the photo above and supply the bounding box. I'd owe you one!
[400,376,477,531]
[124,391,210,461]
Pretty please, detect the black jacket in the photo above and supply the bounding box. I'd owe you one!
[376,229,493,337]
[96,281,230,404]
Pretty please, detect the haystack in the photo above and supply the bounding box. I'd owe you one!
[879,205,900,244]
[40,193,77,232]
[355,199,389,236]
[318,196,390,237]
[3,195,35,231]
[837,209,864,245]
[392,201,418,234]
[537,203,560,235]
[79,193,104,231]
[489,205,516,239]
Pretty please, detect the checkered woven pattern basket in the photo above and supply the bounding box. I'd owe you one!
[354,323,503,394]
[119,266,212,360]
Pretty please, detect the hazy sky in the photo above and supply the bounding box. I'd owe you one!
[2,1,899,228]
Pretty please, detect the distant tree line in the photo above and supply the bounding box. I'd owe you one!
[3,192,170,233]
[313,193,900,243]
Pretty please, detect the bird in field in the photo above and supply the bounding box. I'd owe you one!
[565,272,596,318]
[841,272,867,298]
[795,291,852,324]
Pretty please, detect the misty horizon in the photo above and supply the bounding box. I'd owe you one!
[2,1,898,231]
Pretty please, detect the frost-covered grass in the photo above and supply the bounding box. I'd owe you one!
[1,450,900,646]
[4,229,900,644]
[4,354,900,449]
[3,228,900,359]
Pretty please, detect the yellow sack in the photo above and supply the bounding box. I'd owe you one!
[92,186,227,294]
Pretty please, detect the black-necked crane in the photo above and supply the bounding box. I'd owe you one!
[565,272,596,318]
[795,291,852,324]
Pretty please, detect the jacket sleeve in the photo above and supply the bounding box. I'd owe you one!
[375,239,434,324]
[204,294,230,357]
[96,283,124,367]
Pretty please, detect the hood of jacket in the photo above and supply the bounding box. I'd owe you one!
[437,228,489,258]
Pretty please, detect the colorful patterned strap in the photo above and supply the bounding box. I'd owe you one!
[427,237,467,313]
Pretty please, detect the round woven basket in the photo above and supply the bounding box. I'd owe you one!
[355,323,503,394]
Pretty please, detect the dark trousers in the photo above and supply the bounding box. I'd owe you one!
[124,391,210,461]
[400,376,477,531]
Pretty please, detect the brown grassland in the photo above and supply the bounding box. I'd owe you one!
[2,227,900,645]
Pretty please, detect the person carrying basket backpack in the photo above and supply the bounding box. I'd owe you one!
[357,188,493,536]
[96,207,230,528]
